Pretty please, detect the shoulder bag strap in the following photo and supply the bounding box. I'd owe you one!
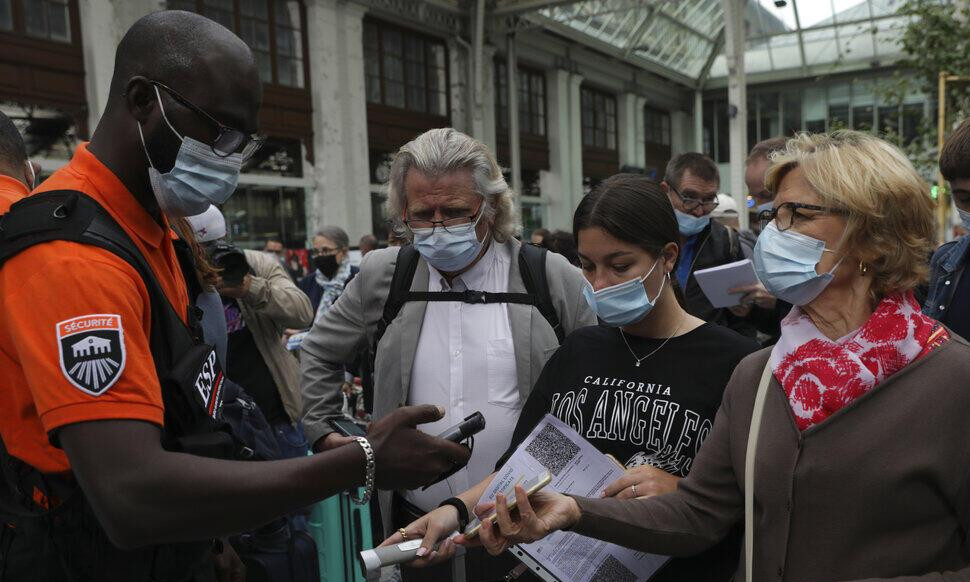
[745,362,774,582]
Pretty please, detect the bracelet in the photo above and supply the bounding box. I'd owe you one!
[437,497,470,532]
[350,436,375,505]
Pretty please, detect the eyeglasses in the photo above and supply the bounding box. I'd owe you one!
[404,201,484,234]
[669,184,720,212]
[311,246,340,257]
[758,202,847,232]
[151,80,265,161]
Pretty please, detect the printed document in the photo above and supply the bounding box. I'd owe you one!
[477,414,670,582]
[693,259,759,308]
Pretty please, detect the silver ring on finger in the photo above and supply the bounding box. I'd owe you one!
[631,484,638,496]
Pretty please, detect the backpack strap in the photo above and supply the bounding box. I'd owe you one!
[405,290,535,305]
[373,244,421,350]
[726,223,740,260]
[518,243,564,344]
[370,243,566,350]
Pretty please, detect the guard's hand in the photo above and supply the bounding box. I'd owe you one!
[379,505,462,568]
[455,487,579,556]
[217,274,252,299]
[728,282,776,316]
[367,405,471,490]
[312,432,356,453]
[602,465,679,499]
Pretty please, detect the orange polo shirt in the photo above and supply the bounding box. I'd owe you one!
[0,143,189,474]
[0,174,29,213]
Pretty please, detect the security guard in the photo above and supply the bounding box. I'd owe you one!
[0,11,468,581]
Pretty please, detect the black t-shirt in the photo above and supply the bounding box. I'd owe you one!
[500,322,760,582]
[223,299,288,424]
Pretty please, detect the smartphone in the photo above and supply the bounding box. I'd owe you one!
[327,416,367,438]
[463,471,552,539]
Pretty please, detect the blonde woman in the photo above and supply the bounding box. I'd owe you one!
[461,131,970,581]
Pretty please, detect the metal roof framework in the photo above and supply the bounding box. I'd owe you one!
[494,0,917,88]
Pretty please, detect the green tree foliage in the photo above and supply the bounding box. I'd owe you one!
[881,0,970,175]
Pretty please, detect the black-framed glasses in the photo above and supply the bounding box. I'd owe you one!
[758,202,848,232]
[669,184,720,212]
[311,246,340,257]
[151,80,265,161]
[404,200,485,234]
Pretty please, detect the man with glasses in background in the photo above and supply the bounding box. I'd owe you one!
[660,152,762,337]
[301,128,595,582]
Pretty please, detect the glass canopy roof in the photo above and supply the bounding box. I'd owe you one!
[503,0,917,86]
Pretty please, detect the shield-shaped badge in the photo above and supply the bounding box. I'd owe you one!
[57,314,126,396]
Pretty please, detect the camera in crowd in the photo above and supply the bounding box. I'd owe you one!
[206,241,250,287]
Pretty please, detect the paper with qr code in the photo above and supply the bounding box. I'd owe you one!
[477,414,670,582]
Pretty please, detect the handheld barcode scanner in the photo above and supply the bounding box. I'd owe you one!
[421,411,486,490]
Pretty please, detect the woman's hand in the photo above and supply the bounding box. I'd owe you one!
[728,283,777,316]
[602,465,679,499]
[456,486,580,556]
[377,505,462,568]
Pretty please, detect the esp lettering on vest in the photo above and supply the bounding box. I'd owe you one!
[194,349,225,419]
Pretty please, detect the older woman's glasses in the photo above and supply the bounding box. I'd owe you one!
[758,202,847,232]
[404,202,484,234]
[669,184,720,212]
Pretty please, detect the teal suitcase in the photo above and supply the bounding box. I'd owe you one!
[309,490,374,582]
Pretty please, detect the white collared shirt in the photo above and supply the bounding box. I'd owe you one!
[404,240,521,511]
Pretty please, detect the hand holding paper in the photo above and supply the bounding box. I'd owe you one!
[693,259,760,308]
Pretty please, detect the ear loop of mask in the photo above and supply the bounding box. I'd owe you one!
[822,225,851,276]
[25,160,35,189]
[136,85,183,171]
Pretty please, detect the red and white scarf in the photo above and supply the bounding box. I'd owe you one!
[770,292,949,431]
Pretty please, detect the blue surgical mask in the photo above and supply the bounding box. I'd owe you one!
[583,259,666,326]
[137,86,242,217]
[675,209,710,237]
[411,205,486,273]
[753,222,843,306]
[958,207,970,232]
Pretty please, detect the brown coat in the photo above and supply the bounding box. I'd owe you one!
[238,249,313,424]
[571,334,970,582]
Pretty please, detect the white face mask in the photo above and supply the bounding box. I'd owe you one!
[582,258,667,326]
[137,86,243,218]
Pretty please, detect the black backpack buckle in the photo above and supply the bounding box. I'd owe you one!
[461,290,488,304]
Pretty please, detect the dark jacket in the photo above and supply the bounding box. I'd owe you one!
[683,221,758,337]
[923,235,970,322]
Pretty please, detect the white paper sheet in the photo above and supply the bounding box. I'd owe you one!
[692,259,759,308]
[477,414,670,582]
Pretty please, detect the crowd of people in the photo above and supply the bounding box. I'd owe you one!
[2,9,970,582]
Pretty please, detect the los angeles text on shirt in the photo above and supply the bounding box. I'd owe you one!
[549,375,713,477]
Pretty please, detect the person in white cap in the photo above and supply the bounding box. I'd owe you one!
[185,206,315,465]
[711,193,740,230]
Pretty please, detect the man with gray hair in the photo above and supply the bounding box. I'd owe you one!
[301,128,595,581]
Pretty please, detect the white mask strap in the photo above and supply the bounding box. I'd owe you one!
[25,160,35,189]
[136,122,157,170]
[153,85,184,140]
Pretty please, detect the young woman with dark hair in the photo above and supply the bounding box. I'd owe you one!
[381,174,758,581]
